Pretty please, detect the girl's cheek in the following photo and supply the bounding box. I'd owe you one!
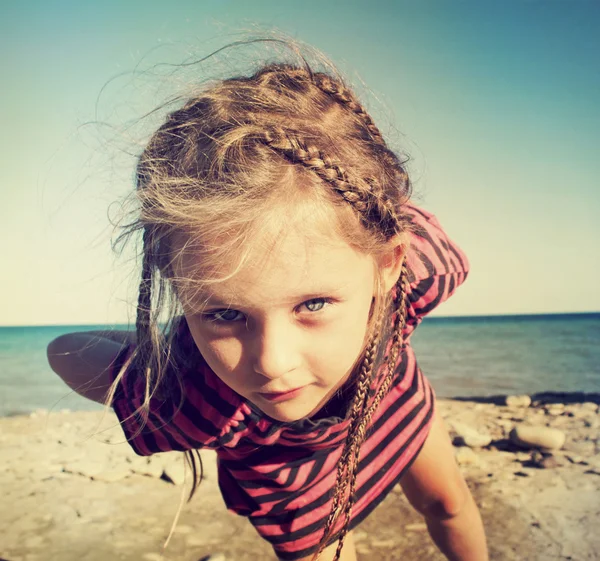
[205,339,245,374]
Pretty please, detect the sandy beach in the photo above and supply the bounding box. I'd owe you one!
[1,394,599,561]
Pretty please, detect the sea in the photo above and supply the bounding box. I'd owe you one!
[1,313,599,417]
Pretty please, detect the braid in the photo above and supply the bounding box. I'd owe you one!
[312,259,408,561]
[315,320,383,551]
[254,64,386,145]
[312,73,386,145]
[261,128,399,238]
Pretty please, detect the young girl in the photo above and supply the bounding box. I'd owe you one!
[47,42,488,561]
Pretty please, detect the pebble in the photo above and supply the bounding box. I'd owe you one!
[510,425,566,450]
[455,446,479,466]
[450,421,492,448]
[197,554,227,561]
[530,451,562,469]
[505,395,531,408]
[581,402,599,412]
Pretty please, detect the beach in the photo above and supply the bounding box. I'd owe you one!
[1,394,599,561]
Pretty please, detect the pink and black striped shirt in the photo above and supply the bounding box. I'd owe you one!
[110,205,469,560]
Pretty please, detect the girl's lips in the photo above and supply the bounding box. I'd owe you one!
[259,386,305,402]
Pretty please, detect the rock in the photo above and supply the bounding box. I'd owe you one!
[455,446,479,466]
[505,395,531,408]
[564,405,596,419]
[530,451,562,469]
[450,421,492,448]
[496,419,514,431]
[509,425,566,450]
[581,402,599,412]
[197,554,227,561]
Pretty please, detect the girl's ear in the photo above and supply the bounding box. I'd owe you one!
[378,235,407,294]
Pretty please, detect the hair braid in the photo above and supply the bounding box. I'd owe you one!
[315,320,383,550]
[312,73,386,145]
[253,64,386,146]
[261,128,399,237]
[311,258,408,561]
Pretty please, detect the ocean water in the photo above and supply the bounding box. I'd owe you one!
[1,313,599,417]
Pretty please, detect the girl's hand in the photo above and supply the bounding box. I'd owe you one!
[399,411,489,561]
[47,330,134,405]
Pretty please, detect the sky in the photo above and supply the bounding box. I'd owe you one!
[1,0,599,326]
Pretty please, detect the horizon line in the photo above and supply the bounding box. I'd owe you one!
[1,310,599,329]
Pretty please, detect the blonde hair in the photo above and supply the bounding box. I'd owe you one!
[108,39,413,561]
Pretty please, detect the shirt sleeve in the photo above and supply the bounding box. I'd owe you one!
[109,320,245,456]
[403,205,470,331]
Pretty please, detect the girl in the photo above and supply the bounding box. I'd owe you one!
[47,41,488,561]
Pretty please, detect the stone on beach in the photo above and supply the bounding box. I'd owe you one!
[510,425,566,450]
[2,398,600,561]
[505,395,532,408]
[454,446,479,465]
[449,421,492,448]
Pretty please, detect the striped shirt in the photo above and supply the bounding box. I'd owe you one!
[110,205,469,560]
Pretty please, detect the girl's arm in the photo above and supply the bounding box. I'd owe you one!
[399,411,489,561]
[47,330,135,405]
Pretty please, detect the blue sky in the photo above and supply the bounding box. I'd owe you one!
[1,1,599,326]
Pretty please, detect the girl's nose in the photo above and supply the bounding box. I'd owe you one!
[251,320,299,380]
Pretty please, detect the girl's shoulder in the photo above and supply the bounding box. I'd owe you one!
[401,204,469,326]
[404,204,470,283]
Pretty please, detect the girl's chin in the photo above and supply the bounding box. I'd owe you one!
[252,392,336,424]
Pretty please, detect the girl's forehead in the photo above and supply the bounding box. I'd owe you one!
[174,222,376,309]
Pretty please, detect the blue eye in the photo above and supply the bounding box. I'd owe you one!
[205,309,244,322]
[302,298,330,312]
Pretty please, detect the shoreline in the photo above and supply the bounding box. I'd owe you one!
[2,396,599,560]
[3,389,599,418]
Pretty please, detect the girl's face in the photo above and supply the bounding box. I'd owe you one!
[177,225,398,423]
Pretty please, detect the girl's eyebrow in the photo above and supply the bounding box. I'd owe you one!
[200,289,345,309]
